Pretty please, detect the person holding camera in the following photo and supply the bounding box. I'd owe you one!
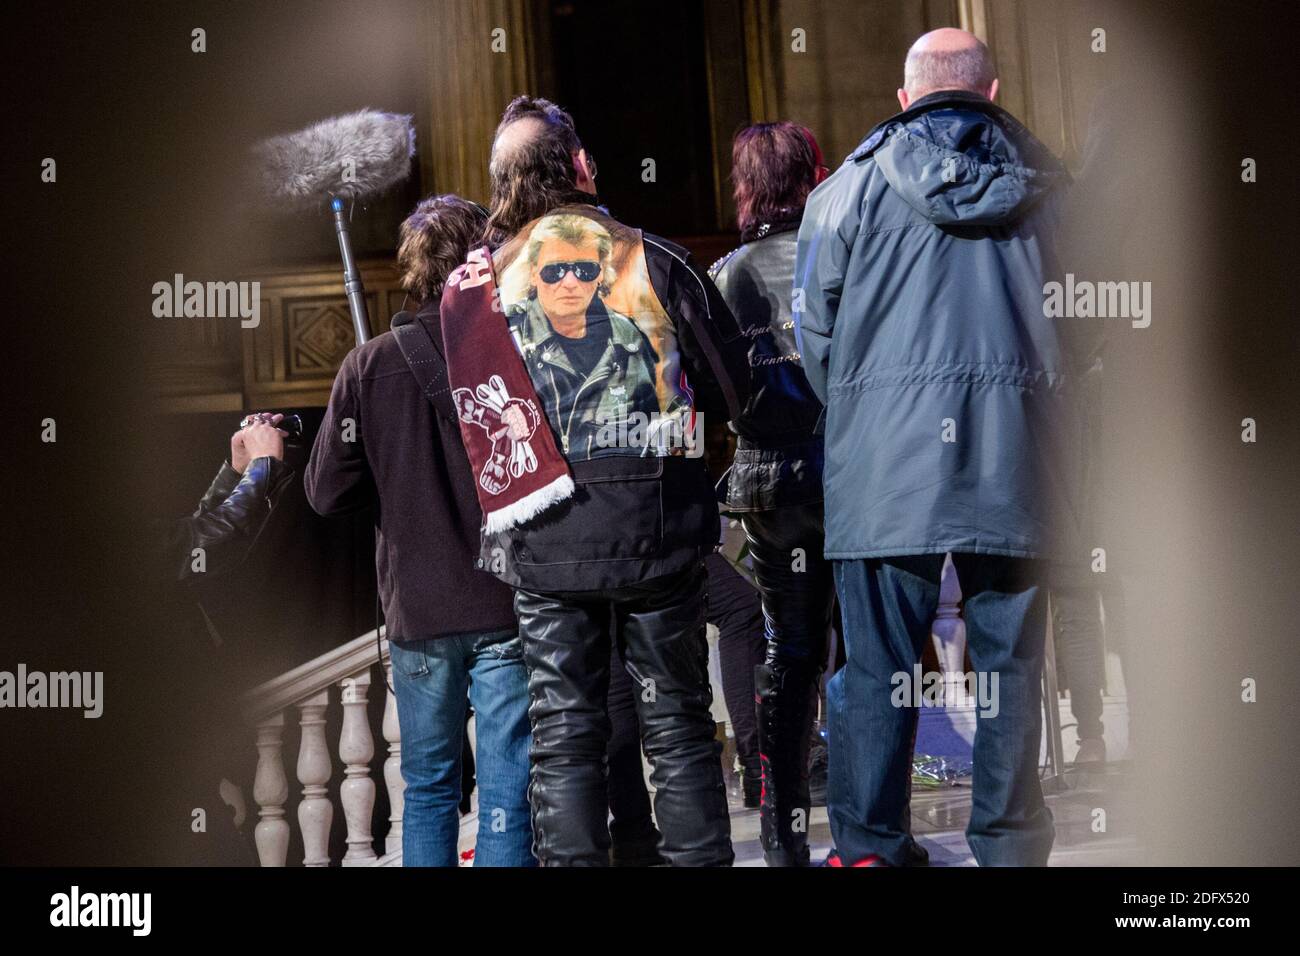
[169,412,294,585]
[154,410,294,864]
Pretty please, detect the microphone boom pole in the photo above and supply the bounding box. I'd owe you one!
[332,196,371,345]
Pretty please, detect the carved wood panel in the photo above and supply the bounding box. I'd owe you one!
[240,262,406,410]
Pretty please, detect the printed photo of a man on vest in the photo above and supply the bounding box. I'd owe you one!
[499,211,694,459]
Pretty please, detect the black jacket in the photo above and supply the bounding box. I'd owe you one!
[304,301,518,640]
[709,221,825,512]
[168,456,294,584]
[480,210,750,593]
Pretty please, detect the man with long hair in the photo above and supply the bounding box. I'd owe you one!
[463,96,750,866]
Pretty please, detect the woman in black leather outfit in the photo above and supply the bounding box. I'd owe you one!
[708,122,831,867]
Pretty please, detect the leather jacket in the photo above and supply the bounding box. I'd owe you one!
[709,221,825,511]
[480,202,750,593]
[169,456,293,584]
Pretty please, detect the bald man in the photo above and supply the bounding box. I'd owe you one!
[896,26,999,109]
[795,29,1075,866]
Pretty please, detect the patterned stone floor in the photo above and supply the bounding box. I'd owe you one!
[727,760,1139,866]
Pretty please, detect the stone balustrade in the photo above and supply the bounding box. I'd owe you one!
[242,629,402,867]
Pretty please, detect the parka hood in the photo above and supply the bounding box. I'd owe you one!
[849,90,1068,226]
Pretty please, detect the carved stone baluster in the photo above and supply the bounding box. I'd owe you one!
[931,553,967,706]
[253,712,290,867]
[297,691,333,867]
[339,670,378,865]
[382,658,404,856]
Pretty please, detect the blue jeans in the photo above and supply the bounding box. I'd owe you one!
[829,554,1054,866]
[389,628,535,867]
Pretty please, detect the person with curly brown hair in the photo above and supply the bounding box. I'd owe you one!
[306,195,535,867]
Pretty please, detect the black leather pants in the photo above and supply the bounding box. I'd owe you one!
[742,501,834,865]
[515,561,734,866]
[707,552,766,790]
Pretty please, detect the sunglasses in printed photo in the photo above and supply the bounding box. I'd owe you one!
[538,260,602,283]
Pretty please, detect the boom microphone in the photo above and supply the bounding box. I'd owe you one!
[253,109,416,344]
[254,109,416,210]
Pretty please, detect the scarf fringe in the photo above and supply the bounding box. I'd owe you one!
[482,473,576,534]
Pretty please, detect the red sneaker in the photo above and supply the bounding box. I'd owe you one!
[822,850,889,867]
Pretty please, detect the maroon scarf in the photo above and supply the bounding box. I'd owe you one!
[440,245,574,532]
